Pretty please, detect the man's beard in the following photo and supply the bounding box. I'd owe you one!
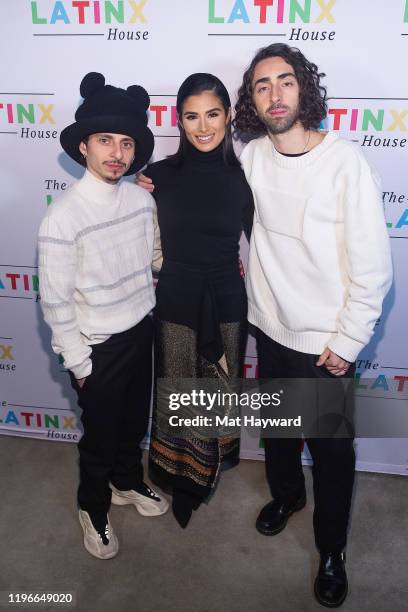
[259,103,300,135]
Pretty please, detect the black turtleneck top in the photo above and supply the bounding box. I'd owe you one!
[144,141,254,268]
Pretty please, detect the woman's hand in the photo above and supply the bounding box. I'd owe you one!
[136,173,155,193]
[239,258,245,278]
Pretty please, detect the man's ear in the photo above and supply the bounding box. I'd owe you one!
[79,140,87,158]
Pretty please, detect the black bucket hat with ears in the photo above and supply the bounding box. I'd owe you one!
[60,72,154,175]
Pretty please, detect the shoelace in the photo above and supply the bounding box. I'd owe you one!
[98,523,110,546]
[139,484,160,500]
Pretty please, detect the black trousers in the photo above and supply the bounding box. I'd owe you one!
[70,315,153,515]
[256,328,356,553]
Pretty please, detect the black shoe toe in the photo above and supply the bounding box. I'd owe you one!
[256,495,306,536]
[314,552,348,608]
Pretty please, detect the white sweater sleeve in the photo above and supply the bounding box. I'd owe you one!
[38,212,92,379]
[328,152,393,362]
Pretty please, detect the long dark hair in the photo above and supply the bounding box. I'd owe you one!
[233,43,327,141]
[168,73,240,167]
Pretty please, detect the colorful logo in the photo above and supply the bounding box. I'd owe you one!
[208,0,336,24]
[355,358,408,396]
[208,0,337,41]
[0,401,80,440]
[327,107,408,135]
[147,97,178,137]
[0,102,55,125]
[325,102,408,152]
[30,1,150,41]
[355,372,408,395]
[0,268,39,299]
[0,99,58,139]
[31,1,149,24]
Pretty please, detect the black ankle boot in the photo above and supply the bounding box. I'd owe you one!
[255,494,306,536]
[314,552,348,608]
[172,489,202,528]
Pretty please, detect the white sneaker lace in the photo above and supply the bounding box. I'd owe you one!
[97,523,110,545]
[143,485,160,500]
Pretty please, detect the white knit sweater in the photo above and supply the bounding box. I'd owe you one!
[38,170,156,379]
[241,132,393,362]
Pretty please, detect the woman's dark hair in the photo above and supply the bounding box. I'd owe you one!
[168,72,240,167]
[233,43,327,141]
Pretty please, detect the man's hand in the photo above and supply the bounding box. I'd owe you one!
[76,377,86,388]
[239,257,245,278]
[136,173,155,192]
[316,348,351,377]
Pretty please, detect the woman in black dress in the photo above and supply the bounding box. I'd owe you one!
[140,73,254,527]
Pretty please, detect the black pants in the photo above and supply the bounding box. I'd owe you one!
[256,328,356,553]
[70,316,153,515]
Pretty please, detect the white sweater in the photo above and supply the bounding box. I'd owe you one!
[38,170,156,379]
[241,132,393,362]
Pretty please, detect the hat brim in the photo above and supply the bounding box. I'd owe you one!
[60,115,154,175]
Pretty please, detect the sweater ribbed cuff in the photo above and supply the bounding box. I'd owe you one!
[327,334,365,364]
[69,357,92,380]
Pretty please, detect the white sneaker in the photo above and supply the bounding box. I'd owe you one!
[110,482,169,516]
[78,510,119,559]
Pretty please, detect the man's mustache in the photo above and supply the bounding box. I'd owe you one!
[266,104,290,113]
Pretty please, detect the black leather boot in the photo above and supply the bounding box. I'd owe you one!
[255,495,306,535]
[172,488,202,528]
[314,552,348,607]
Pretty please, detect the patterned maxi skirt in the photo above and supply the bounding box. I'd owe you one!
[148,258,248,499]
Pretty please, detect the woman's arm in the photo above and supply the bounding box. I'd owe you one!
[152,205,163,274]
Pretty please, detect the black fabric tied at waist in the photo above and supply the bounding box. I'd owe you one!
[154,259,247,365]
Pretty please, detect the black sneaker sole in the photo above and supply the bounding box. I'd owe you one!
[313,578,348,608]
[255,497,306,536]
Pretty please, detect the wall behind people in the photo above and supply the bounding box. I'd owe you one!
[1,0,407,474]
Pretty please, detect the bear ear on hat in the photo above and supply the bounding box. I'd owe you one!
[80,72,105,98]
[127,85,150,110]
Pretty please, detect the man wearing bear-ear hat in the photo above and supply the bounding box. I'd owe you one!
[38,72,168,560]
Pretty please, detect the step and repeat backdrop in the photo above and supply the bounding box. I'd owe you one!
[1,0,407,474]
